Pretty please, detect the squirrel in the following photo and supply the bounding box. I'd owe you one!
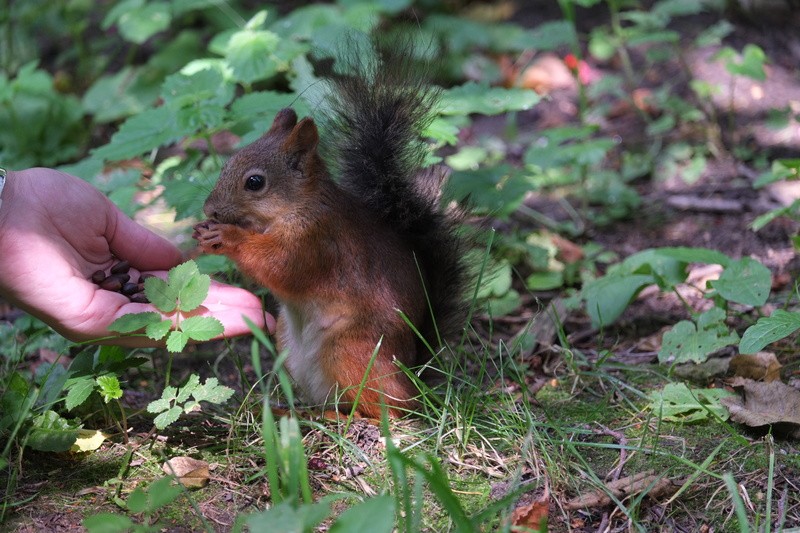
[193,41,468,418]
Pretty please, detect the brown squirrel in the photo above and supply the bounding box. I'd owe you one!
[193,42,468,418]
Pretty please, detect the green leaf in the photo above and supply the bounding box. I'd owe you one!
[126,486,148,513]
[114,1,171,44]
[445,165,531,218]
[145,476,182,509]
[710,257,771,306]
[176,374,201,403]
[147,397,172,414]
[582,274,654,328]
[145,319,173,341]
[178,274,211,312]
[108,312,161,334]
[721,44,767,81]
[247,500,331,533]
[83,513,135,533]
[330,495,395,533]
[654,247,731,267]
[166,330,190,353]
[180,316,224,342]
[191,377,234,404]
[658,307,739,364]
[649,383,734,422]
[65,377,95,411]
[96,375,123,403]
[144,276,177,313]
[26,411,79,452]
[439,83,540,116]
[226,23,281,84]
[526,271,564,291]
[739,309,800,354]
[153,406,183,429]
[167,261,200,293]
[92,107,179,162]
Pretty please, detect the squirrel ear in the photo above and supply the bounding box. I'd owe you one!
[282,118,319,171]
[268,108,298,134]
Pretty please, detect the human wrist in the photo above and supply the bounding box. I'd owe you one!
[0,167,6,211]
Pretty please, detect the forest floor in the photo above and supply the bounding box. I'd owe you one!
[4,3,800,532]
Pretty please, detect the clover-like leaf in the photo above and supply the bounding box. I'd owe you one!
[191,377,234,404]
[146,319,173,341]
[96,375,123,403]
[180,316,223,342]
[154,406,183,430]
[166,330,190,353]
[145,276,177,313]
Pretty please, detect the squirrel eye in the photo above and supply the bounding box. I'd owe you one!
[244,174,266,191]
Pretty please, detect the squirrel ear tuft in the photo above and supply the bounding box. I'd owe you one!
[268,108,298,134]
[283,118,319,171]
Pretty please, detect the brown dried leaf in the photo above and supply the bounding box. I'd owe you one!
[162,457,210,489]
[729,352,781,382]
[722,379,800,438]
[511,498,548,532]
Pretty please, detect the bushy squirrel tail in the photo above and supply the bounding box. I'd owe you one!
[323,37,469,353]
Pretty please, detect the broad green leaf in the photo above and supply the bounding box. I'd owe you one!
[649,382,734,422]
[26,411,79,452]
[723,44,767,81]
[108,312,161,334]
[654,247,731,267]
[616,249,687,288]
[582,274,654,328]
[166,330,189,353]
[145,319,173,341]
[526,271,564,291]
[126,487,148,514]
[445,165,531,218]
[83,513,135,533]
[167,261,200,293]
[710,257,771,306]
[330,495,395,533]
[145,477,182,509]
[439,83,540,116]
[191,377,234,404]
[739,310,800,354]
[178,274,211,312]
[154,406,183,429]
[65,377,95,410]
[658,307,739,364]
[96,375,123,403]
[145,276,177,313]
[180,316,223,341]
[247,500,331,533]
[115,1,171,44]
[226,28,281,84]
[92,107,179,162]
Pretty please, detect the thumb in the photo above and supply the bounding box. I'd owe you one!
[107,204,183,271]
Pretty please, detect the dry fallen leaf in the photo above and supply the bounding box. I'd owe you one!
[70,429,107,453]
[511,496,548,532]
[721,379,800,438]
[162,456,210,489]
[729,352,781,382]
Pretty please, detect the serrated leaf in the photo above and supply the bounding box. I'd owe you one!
[176,374,200,403]
[167,261,200,293]
[180,316,224,341]
[144,276,177,312]
[96,375,123,403]
[710,257,771,306]
[739,310,800,354]
[147,398,172,414]
[146,319,173,341]
[658,307,739,364]
[178,273,211,312]
[154,406,183,429]
[226,28,280,84]
[92,107,180,162]
[108,312,161,334]
[65,377,95,411]
[166,330,189,353]
[649,383,734,422]
[191,377,234,404]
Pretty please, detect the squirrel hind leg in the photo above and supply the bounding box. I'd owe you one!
[322,336,420,418]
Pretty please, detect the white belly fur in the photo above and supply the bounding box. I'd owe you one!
[279,301,338,406]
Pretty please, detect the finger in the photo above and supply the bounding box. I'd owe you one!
[106,206,183,271]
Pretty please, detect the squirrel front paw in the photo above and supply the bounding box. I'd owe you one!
[193,220,239,255]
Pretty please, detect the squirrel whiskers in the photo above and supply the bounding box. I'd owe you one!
[194,38,468,417]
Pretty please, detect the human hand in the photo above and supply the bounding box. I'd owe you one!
[0,168,275,346]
